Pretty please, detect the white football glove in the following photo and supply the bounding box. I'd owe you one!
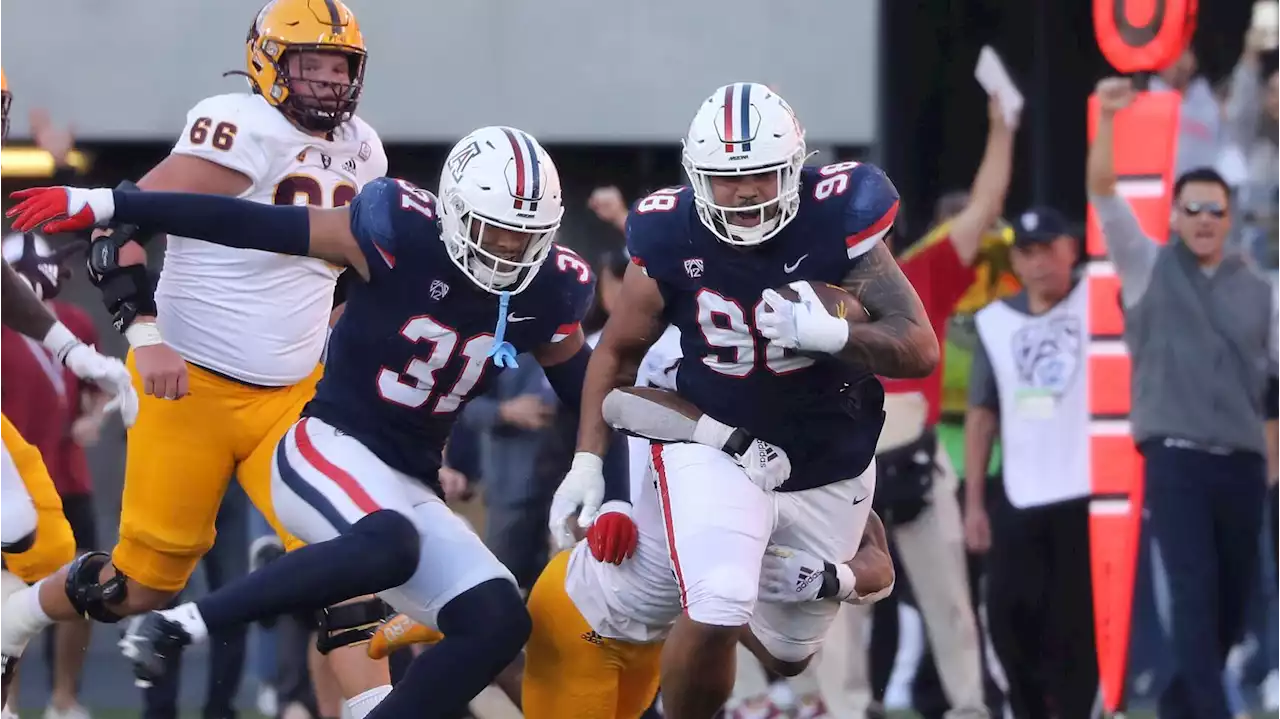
[733,438,792,492]
[548,452,605,551]
[63,345,139,427]
[758,544,830,604]
[758,281,849,354]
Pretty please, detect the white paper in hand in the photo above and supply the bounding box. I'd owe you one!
[975,46,1024,126]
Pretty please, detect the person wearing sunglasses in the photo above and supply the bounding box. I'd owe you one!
[1089,76,1277,719]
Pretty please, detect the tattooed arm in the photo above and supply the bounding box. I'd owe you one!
[838,241,940,378]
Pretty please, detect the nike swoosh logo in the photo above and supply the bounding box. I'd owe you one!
[507,314,535,322]
[783,254,809,273]
[852,495,869,505]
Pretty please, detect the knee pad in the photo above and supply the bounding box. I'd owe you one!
[1,531,35,555]
[64,551,128,623]
[314,596,396,655]
[351,510,419,586]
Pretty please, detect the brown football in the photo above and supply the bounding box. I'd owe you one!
[771,281,868,322]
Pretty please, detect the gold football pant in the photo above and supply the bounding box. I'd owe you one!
[113,354,320,592]
[522,550,663,719]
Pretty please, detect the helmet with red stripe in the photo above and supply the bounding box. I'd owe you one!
[438,126,565,294]
[682,82,808,246]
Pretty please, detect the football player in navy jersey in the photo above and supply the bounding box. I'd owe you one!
[549,83,940,718]
[7,125,632,719]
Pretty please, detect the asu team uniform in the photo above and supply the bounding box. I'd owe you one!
[269,177,595,628]
[119,93,386,591]
[1,415,75,583]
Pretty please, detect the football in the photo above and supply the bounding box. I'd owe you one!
[770,281,869,322]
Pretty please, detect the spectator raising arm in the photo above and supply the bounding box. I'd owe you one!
[946,96,1020,265]
[1086,77,1161,308]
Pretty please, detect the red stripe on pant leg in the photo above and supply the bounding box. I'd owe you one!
[294,418,381,514]
[651,443,689,610]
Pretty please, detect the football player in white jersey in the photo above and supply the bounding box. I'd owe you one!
[0,2,395,715]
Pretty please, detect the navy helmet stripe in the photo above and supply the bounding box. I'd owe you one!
[322,0,343,34]
[520,131,541,202]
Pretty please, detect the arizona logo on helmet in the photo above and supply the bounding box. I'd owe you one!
[501,127,545,214]
[448,141,483,182]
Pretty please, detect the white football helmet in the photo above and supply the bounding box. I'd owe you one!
[682,82,808,246]
[438,126,564,294]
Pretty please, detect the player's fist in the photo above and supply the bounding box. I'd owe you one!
[62,345,139,427]
[586,500,638,565]
[134,342,190,401]
[759,281,852,355]
[587,186,629,229]
[733,438,792,492]
[1095,77,1135,116]
[7,187,115,234]
[758,544,828,604]
[548,452,605,551]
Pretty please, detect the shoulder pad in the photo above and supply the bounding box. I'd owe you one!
[840,163,900,259]
[348,177,441,283]
[543,244,597,324]
[343,115,389,178]
[171,94,275,181]
[625,186,696,276]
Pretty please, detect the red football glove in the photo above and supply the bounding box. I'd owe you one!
[586,500,638,565]
[6,186,115,234]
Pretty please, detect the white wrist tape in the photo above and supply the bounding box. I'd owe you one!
[833,563,859,603]
[125,322,164,349]
[691,415,735,452]
[41,322,82,363]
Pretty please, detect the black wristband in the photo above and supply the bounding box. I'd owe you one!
[723,427,754,456]
[816,561,839,600]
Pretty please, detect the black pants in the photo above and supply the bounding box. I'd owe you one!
[1141,441,1267,719]
[986,495,1097,719]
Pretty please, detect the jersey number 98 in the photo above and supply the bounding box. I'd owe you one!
[697,289,814,377]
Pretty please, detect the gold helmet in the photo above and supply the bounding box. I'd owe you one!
[2,69,11,142]
[244,0,367,132]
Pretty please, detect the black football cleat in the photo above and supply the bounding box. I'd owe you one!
[118,612,191,686]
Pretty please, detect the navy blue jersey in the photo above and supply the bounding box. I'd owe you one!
[626,162,898,490]
[305,177,595,486]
